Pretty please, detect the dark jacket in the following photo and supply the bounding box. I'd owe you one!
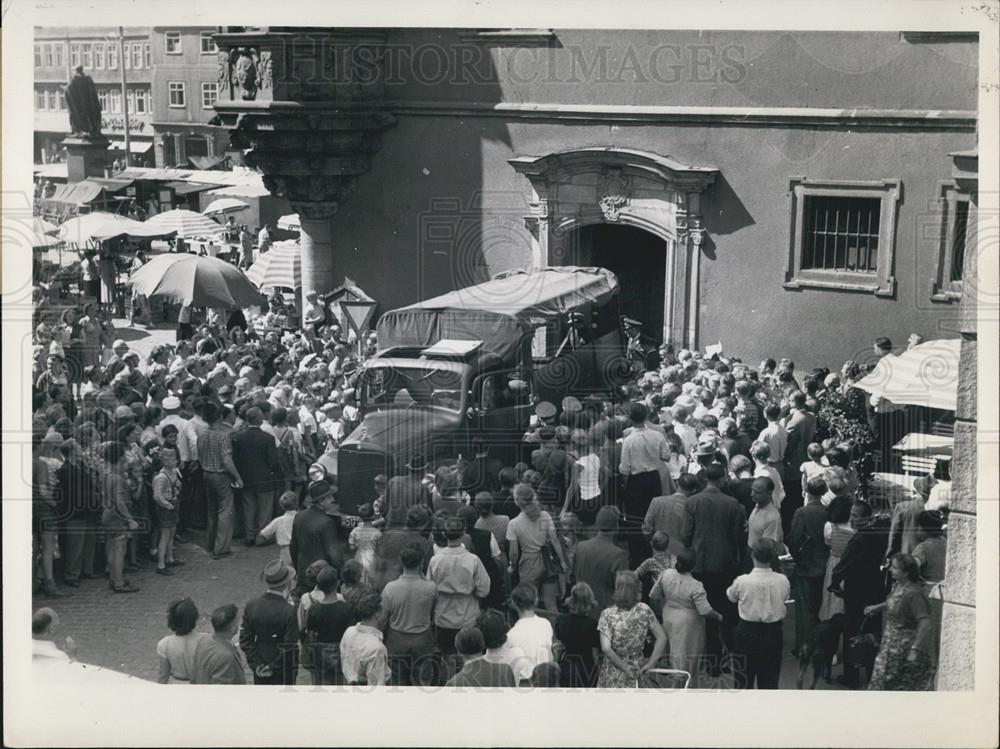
[232,426,283,490]
[683,485,746,575]
[376,529,432,588]
[289,505,344,576]
[572,536,629,617]
[832,515,891,607]
[784,409,818,480]
[468,527,504,609]
[239,591,298,684]
[384,474,432,529]
[789,499,830,578]
[57,459,101,522]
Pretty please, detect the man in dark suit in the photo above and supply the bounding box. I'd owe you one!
[831,501,891,688]
[788,477,831,656]
[239,561,299,685]
[288,481,345,589]
[232,407,283,545]
[782,390,818,534]
[683,463,747,674]
[572,507,630,617]
[384,456,432,529]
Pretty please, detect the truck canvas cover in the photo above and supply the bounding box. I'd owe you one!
[376,266,619,361]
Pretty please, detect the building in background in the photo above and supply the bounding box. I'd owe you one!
[149,27,232,169]
[33,26,155,166]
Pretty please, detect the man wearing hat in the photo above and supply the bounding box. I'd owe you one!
[523,401,557,445]
[240,560,299,685]
[384,455,433,530]
[288,481,345,589]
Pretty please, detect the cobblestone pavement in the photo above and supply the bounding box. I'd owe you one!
[32,532,314,684]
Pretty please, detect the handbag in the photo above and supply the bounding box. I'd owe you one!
[846,612,880,672]
[540,541,563,581]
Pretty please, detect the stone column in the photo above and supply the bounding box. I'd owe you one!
[294,204,337,301]
[937,150,978,690]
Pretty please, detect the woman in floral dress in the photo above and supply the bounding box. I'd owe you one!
[866,553,935,691]
[596,570,667,688]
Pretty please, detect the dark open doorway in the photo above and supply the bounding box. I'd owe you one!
[571,224,666,345]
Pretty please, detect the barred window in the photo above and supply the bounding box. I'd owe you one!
[801,196,881,274]
[785,178,900,296]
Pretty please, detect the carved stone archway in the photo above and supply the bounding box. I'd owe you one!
[510,147,717,349]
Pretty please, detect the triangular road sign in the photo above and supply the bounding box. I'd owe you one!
[340,299,377,336]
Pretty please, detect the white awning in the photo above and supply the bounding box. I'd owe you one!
[108,140,153,154]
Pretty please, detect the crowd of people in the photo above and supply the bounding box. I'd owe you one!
[31,253,951,691]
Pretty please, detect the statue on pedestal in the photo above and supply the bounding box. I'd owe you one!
[64,66,103,139]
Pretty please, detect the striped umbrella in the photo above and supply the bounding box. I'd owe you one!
[853,339,961,411]
[143,209,226,239]
[202,197,250,216]
[246,239,302,290]
[128,253,263,308]
[276,213,301,231]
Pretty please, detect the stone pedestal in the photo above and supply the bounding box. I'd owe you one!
[62,136,110,183]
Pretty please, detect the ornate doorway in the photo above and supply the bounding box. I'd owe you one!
[510,147,717,349]
[570,224,667,345]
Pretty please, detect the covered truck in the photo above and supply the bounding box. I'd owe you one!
[335,266,627,518]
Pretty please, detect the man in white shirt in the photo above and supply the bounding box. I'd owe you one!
[671,404,698,456]
[32,607,76,662]
[751,441,785,510]
[726,539,790,689]
[757,404,788,467]
[505,583,554,677]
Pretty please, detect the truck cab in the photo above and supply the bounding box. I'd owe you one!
[335,266,623,518]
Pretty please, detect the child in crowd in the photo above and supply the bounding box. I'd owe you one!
[297,559,334,682]
[348,503,382,585]
[636,531,677,603]
[506,583,555,675]
[750,440,785,510]
[800,442,827,497]
[372,474,388,521]
[257,491,299,566]
[151,445,183,575]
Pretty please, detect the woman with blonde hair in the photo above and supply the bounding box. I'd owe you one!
[555,582,601,687]
[596,570,667,688]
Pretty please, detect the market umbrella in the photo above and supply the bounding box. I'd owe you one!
[58,212,134,246]
[91,216,174,241]
[853,338,961,412]
[276,213,301,231]
[142,209,226,239]
[34,217,59,235]
[245,239,302,290]
[128,253,264,308]
[202,197,250,216]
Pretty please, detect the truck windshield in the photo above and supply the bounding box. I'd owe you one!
[362,365,465,412]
